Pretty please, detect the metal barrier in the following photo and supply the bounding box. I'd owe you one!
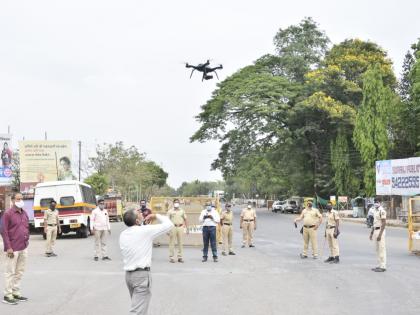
[150,196,221,246]
[408,197,420,253]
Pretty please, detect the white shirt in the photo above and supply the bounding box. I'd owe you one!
[119,214,173,271]
[199,208,220,227]
[91,207,111,231]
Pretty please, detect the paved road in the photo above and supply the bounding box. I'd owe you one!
[1,207,419,315]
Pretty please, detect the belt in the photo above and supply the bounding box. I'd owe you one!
[223,223,232,225]
[48,224,57,226]
[327,226,336,229]
[129,267,150,272]
[243,220,254,222]
[174,224,183,227]
[304,225,315,228]
[374,227,382,230]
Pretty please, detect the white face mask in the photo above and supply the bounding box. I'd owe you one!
[247,205,251,209]
[174,203,180,208]
[15,200,25,209]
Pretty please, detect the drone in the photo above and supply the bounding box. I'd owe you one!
[185,60,223,81]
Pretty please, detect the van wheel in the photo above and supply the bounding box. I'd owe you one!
[79,226,89,238]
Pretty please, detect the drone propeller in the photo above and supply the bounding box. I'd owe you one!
[214,70,219,80]
[190,69,195,78]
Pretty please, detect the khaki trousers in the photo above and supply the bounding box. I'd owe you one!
[303,227,318,257]
[222,224,233,253]
[169,226,184,259]
[4,248,27,298]
[46,225,58,254]
[217,224,222,244]
[94,230,108,258]
[373,229,386,268]
[242,221,254,246]
[326,228,339,257]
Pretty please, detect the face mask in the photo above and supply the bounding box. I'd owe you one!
[174,203,180,208]
[15,200,25,209]
[51,204,56,210]
[247,205,251,209]
[374,203,380,208]
[99,204,105,210]
[206,206,211,211]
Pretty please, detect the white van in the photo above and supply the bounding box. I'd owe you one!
[33,180,96,238]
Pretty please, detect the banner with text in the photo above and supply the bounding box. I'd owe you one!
[19,140,75,192]
[0,134,13,185]
[376,157,420,196]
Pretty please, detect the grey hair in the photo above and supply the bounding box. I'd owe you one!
[123,209,138,227]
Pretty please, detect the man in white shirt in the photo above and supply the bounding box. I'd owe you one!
[91,198,111,261]
[199,203,220,262]
[119,209,173,315]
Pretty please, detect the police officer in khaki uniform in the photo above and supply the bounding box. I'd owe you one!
[240,202,257,248]
[370,198,387,272]
[43,200,61,257]
[221,203,236,256]
[167,199,188,263]
[324,202,340,264]
[294,201,322,259]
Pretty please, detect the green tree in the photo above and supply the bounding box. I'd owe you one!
[410,50,420,155]
[90,142,168,201]
[84,173,109,195]
[273,17,330,82]
[330,129,360,196]
[353,65,395,195]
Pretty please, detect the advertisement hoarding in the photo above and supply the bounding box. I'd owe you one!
[0,134,13,185]
[376,157,420,196]
[19,140,75,192]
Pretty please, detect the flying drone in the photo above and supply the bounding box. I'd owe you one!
[185,60,223,81]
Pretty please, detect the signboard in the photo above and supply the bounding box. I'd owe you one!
[376,157,420,196]
[338,196,348,203]
[19,141,75,192]
[0,134,13,185]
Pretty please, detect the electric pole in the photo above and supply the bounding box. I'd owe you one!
[78,141,81,181]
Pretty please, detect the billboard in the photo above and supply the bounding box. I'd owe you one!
[376,157,420,196]
[19,141,76,192]
[0,134,13,185]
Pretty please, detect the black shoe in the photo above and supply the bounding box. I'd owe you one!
[300,254,308,259]
[50,253,57,257]
[202,257,208,262]
[324,257,334,263]
[12,295,28,302]
[249,244,255,248]
[2,296,18,305]
[94,257,99,261]
[330,256,340,264]
[213,257,218,262]
[102,256,111,261]
[45,253,52,257]
[241,245,245,248]
[178,258,184,263]
[373,267,386,272]
[228,251,236,255]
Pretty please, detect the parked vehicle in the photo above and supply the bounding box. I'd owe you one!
[272,200,285,213]
[283,197,303,214]
[104,195,123,222]
[33,180,96,239]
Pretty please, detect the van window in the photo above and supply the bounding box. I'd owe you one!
[40,198,55,208]
[80,185,96,205]
[60,196,75,206]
